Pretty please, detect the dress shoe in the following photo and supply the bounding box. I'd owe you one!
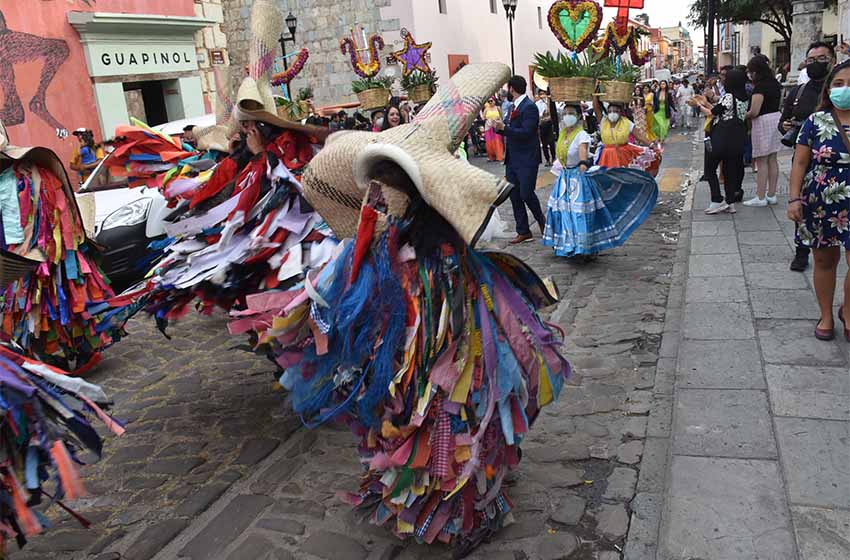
[509,233,533,245]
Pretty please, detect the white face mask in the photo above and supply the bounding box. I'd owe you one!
[562,114,578,128]
[607,113,621,123]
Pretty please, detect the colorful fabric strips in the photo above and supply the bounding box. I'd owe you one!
[0,346,123,555]
[237,220,570,551]
[0,162,115,371]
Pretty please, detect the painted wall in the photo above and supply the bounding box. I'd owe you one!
[0,0,195,166]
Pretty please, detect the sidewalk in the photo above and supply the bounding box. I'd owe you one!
[651,146,850,559]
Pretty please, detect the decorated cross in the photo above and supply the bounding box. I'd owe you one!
[604,0,644,28]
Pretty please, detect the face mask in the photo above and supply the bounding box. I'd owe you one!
[829,86,850,110]
[562,114,578,128]
[507,92,515,102]
[607,113,620,123]
[375,118,384,128]
[806,61,830,81]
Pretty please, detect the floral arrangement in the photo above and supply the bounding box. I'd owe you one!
[596,57,642,82]
[351,76,393,94]
[340,33,385,78]
[401,70,438,91]
[270,48,310,86]
[297,86,314,101]
[547,0,603,54]
[533,51,604,79]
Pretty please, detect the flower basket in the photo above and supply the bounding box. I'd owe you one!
[408,84,434,104]
[357,88,390,111]
[549,77,596,102]
[600,80,634,104]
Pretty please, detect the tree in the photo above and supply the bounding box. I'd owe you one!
[688,0,836,53]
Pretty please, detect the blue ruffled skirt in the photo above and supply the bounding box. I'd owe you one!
[542,166,658,257]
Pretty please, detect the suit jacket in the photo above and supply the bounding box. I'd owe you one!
[500,96,542,171]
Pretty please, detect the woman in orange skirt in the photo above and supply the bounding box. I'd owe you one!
[483,99,505,162]
[593,98,661,177]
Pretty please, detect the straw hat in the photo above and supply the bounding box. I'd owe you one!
[302,62,513,245]
[0,120,87,259]
[195,65,238,153]
[230,0,330,142]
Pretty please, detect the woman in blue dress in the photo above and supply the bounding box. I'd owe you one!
[787,60,850,341]
[542,103,659,258]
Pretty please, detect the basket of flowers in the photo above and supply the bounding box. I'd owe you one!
[353,76,393,111]
[533,51,601,102]
[403,71,439,104]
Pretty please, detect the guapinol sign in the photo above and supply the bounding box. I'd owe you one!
[85,42,198,77]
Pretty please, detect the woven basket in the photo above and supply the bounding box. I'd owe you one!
[357,88,390,111]
[600,80,635,104]
[408,84,433,104]
[549,77,596,102]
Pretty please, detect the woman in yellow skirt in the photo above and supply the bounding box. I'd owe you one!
[642,84,658,142]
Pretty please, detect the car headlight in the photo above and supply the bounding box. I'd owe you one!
[100,198,152,231]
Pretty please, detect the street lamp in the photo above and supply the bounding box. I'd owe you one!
[502,0,518,75]
[278,12,298,100]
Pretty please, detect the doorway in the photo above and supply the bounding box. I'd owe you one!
[122,80,168,126]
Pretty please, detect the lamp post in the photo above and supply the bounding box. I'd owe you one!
[278,12,298,100]
[503,0,518,75]
[706,0,716,73]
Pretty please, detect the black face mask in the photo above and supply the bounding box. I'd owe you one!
[506,92,515,102]
[806,61,830,81]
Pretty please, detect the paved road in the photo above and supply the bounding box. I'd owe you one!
[17,131,692,560]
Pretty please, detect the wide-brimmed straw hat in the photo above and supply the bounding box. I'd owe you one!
[0,120,88,260]
[230,0,330,143]
[195,65,238,153]
[302,62,513,245]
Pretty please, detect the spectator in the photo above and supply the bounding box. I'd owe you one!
[69,128,104,184]
[743,55,783,207]
[786,60,850,340]
[781,41,837,271]
[380,105,403,131]
[370,109,385,132]
[182,125,197,148]
[676,78,695,129]
[536,91,556,166]
[703,68,749,215]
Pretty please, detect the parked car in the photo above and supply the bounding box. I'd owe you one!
[77,156,171,293]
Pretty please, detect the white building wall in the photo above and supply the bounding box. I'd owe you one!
[381,0,563,85]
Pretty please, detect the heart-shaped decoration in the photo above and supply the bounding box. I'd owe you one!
[604,21,633,55]
[548,0,603,54]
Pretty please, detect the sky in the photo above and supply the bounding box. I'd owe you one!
[598,2,706,47]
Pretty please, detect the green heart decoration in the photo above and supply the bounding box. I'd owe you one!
[548,0,603,54]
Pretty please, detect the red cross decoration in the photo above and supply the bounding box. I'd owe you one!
[604,0,644,29]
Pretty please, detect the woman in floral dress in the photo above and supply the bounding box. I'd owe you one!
[788,60,850,341]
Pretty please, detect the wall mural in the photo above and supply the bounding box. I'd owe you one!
[0,3,96,139]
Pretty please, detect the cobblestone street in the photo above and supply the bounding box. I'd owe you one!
[17,135,692,560]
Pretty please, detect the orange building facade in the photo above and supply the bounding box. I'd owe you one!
[1,0,219,166]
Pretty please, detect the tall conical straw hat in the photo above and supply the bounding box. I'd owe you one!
[302,62,513,244]
[196,64,239,153]
[230,0,329,142]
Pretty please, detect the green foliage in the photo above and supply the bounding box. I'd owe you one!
[297,86,314,101]
[596,58,642,83]
[351,76,394,94]
[687,0,834,45]
[533,51,604,79]
[401,70,439,91]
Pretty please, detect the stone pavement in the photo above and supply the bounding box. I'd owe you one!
[17,137,691,559]
[651,146,850,560]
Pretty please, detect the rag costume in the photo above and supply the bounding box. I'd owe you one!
[234,63,572,554]
[96,1,333,338]
[0,124,116,372]
[543,121,659,257]
[0,123,122,557]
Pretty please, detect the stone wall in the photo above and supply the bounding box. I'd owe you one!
[221,0,400,107]
[193,0,230,113]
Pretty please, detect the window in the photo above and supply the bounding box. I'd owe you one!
[537,6,543,29]
[490,0,498,13]
[438,0,447,14]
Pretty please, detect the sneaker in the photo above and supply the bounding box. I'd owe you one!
[743,197,768,207]
[725,204,737,214]
[766,195,778,205]
[705,202,729,215]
